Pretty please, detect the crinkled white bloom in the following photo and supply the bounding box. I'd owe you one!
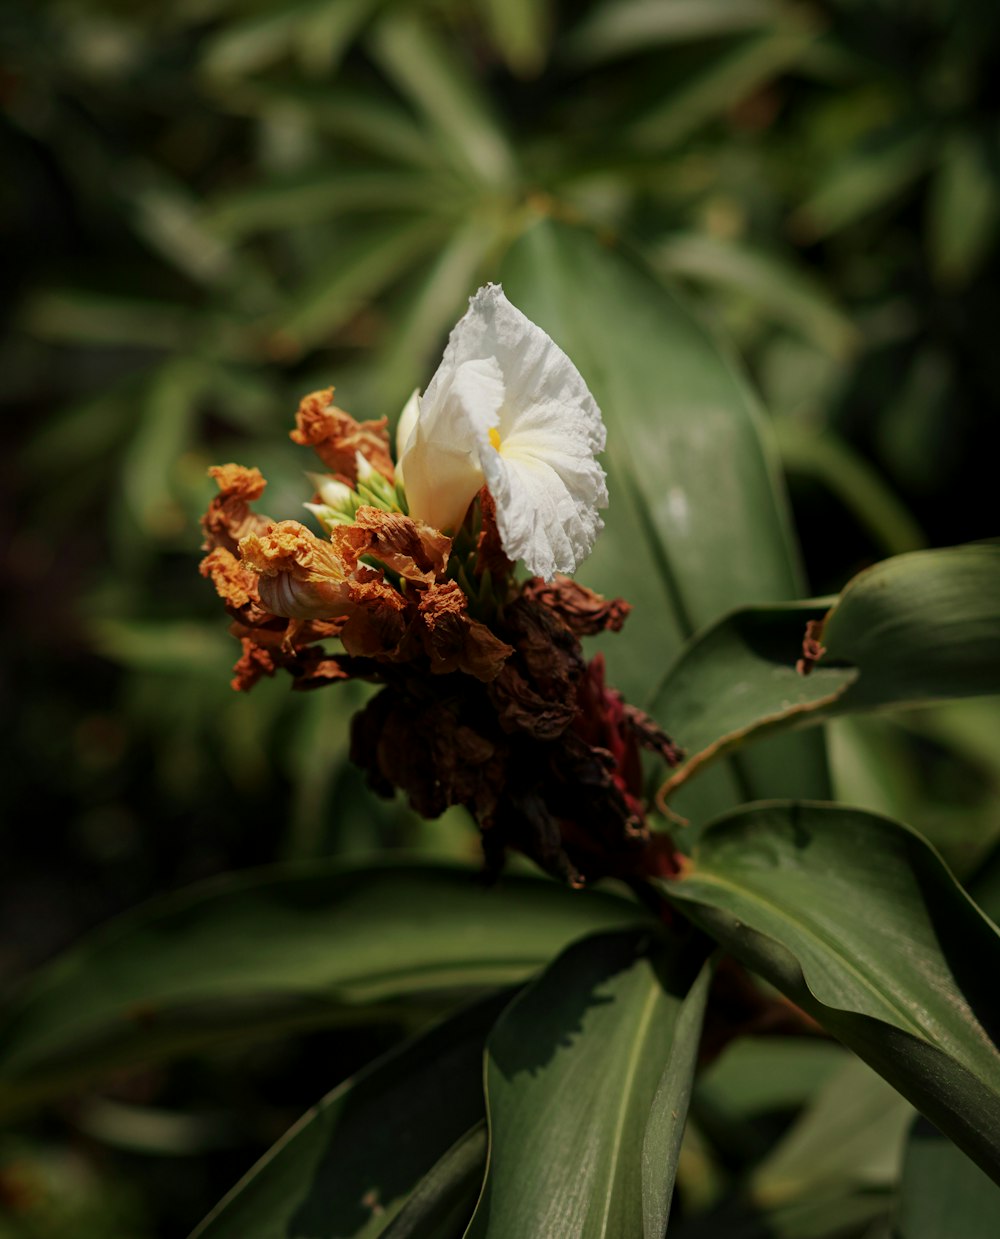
[397,284,607,581]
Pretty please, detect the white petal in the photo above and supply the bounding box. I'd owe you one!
[481,432,607,581]
[431,284,605,457]
[400,356,504,533]
[401,283,607,573]
[394,388,421,482]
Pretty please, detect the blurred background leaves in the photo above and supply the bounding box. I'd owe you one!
[2,0,999,1232]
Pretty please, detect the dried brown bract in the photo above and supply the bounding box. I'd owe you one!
[350,584,683,888]
[290,388,394,483]
[521,575,631,637]
[201,464,272,555]
[475,487,514,582]
[416,581,514,681]
[333,506,451,584]
[796,617,828,676]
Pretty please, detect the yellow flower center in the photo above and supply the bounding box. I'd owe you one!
[489,426,502,452]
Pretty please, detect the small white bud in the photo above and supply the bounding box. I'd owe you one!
[395,388,421,475]
[306,472,353,510]
[354,450,376,484]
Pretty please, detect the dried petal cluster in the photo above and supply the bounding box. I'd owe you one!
[199,396,511,692]
[350,586,682,886]
[199,305,681,884]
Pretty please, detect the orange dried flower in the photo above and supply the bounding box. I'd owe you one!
[290,388,394,483]
[332,506,451,585]
[201,464,272,555]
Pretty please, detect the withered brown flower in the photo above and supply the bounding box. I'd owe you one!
[199,391,682,885]
[290,388,394,484]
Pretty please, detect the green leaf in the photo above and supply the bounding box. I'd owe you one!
[642,956,715,1237]
[697,1037,849,1120]
[478,0,549,76]
[789,130,932,242]
[894,1119,1000,1239]
[381,1125,487,1238]
[204,171,451,238]
[0,864,646,1113]
[466,928,711,1238]
[567,0,796,66]
[772,419,925,556]
[220,83,445,170]
[656,543,1000,800]
[927,134,999,287]
[367,12,515,188]
[819,543,1000,710]
[628,27,817,150]
[18,289,193,351]
[681,1062,903,1239]
[750,1057,912,1206]
[665,802,1000,1182]
[121,360,204,539]
[500,220,829,810]
[372,215,504,410]
[655,234,859,361]
[199,0,377,80]
[272,215,450,352]
[193,994,503,1239]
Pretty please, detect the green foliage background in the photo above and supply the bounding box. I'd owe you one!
[2,0,999,1233]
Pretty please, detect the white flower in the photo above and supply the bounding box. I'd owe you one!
[397,284,607,580]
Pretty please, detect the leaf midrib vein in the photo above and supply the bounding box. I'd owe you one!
[596,979,660,1238]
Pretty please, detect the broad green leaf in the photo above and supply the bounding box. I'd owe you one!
[652,600,849,802]
[0,865,646,1113]
[193,995,503,1239]
[656,543,1000,800]
[466,928,711,1238]
[381,1125,486,1238]
[819,544,1000,711]
[665,802,1000,1182]
[894,1119,1000,1239]
[500,219,829,809]
[642,956,714,1237]
[655,234,859,361]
